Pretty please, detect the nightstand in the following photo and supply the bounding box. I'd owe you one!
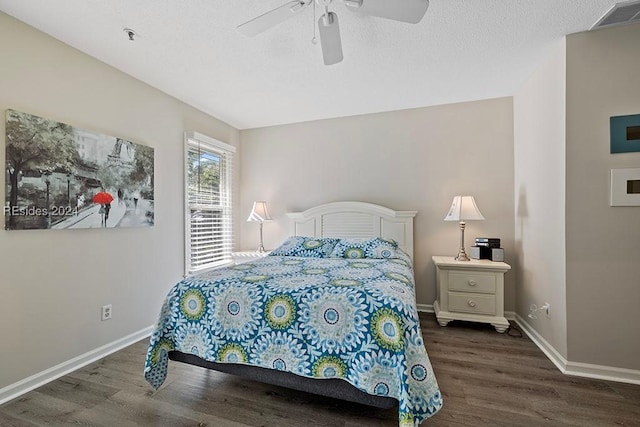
[231,251,270,264]
[432,256,511,333]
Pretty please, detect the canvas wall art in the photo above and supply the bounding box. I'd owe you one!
[5,109,154,230]
[610,114,640,153]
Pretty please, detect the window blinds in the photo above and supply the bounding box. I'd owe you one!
[185,133,234,274]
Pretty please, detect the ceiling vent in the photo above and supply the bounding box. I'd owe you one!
[591,0,640,30]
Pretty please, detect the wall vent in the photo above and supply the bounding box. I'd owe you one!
[591,0,640,30]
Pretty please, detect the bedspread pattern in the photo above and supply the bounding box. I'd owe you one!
[144,255,442,426]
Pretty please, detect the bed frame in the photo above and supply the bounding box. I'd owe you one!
[169,201,417,409]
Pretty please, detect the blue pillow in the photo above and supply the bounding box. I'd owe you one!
[270,236,340,258]
[330,237,399,259]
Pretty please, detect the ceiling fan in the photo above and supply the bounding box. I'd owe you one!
[237,0,430,65]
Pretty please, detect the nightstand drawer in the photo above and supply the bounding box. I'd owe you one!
[448,292,496,315]
[448,272,496,294]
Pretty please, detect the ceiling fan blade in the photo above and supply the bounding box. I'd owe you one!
[238,1,311,37]
[344,0,429,24]
[318,12,343,65]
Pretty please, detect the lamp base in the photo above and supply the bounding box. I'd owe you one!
[256,222,266,253]
[454,249,470,262]
[454,220,470,261]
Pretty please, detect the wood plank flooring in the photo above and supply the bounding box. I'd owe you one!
[1,313,639,426]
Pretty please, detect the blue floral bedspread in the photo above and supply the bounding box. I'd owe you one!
[144,254,442,425]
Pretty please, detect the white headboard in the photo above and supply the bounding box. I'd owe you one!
[286,201,417,259]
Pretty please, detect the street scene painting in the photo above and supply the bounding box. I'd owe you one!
[5,109,154,230]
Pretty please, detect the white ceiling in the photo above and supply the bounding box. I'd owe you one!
[0,0,616,130]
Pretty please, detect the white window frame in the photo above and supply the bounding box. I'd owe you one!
[184,131,236,276]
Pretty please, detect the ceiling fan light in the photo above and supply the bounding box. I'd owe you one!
[321,10,334,25]
[318,11,343,65]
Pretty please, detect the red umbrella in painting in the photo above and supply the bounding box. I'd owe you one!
[93,191,114,204]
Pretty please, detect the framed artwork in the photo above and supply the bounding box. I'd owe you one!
[5,109,154,230]
[610,114,640,154]
[610,168,640,206]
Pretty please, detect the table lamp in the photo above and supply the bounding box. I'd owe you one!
[247,201,272,253]
[444,195,484,261]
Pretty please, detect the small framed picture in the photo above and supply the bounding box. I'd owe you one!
[610,114,640,154]
[611,168,640,206]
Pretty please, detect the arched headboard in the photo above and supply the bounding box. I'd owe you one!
[286,201,417,259]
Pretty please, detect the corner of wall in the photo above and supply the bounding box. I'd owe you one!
[513,37,567,359]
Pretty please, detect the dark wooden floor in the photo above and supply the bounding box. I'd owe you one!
[1,313,639,426]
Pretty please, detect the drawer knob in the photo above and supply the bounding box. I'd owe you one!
[468,300,477,307]
[468,280,477,287]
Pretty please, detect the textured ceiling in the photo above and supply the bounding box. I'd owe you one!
[0,0,616,129]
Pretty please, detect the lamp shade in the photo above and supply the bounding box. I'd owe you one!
[247,201,272,222]
[444,196,485,221]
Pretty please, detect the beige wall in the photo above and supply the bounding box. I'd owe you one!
[0,12,240,389]
[513,39,568,357]
[240,99,515,307]
[566,24,640,369]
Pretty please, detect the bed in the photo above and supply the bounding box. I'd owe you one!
[144,202,442,426]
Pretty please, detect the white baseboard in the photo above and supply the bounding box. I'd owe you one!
[514,314,640,386]
[0,325,154,405]
[416,303,434,313]
[514,313,569,373]
[564,360,640,385]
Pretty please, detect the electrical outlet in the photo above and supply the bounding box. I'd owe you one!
[529,302,551,320]
[544,302,550,319]
[101,304,112,321]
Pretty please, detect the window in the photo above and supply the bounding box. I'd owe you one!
[185,131,235,274]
